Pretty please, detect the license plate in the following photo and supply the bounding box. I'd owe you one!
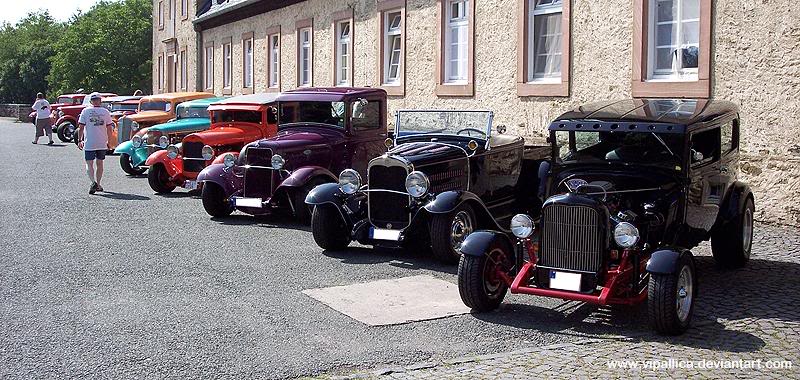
[183,180,197,190]
[234,197,262,208]
[370,227,401,241]
[549,270,582,292]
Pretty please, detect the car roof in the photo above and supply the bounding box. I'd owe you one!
[103,96,142,103]
[553,99,739,129]
[280,87,386,102]
[179,97,228,107]
[215,93,279,105]
[141,92,215,102]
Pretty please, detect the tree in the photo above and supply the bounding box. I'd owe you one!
[48,0,152,97]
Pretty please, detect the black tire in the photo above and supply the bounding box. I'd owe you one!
[311,204,351,250]
[648,254,696,335]
[458,240,513,312]
[57,122,75,142]
[147,164,176,193]
[119,154,146,176]
[711,198,755,269]
[293,178,330,225]
[201,181,233,217]
[430,203,476,264]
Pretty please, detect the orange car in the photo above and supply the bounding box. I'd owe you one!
[121,92,215,141]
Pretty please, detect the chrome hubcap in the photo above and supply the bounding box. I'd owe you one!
[743,208,753,257]
[676,265,693,322]
[450,210,473,250]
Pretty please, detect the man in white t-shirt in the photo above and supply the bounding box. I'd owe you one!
[31,92,53,145]
[77,92,114,194]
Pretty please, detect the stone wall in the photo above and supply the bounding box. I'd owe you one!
[0,104,33,122]
[164,0,800,226]
[152,0,199,93]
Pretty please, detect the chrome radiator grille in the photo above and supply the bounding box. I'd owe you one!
[539,204,605,273]
[182,142,206,173]
[368,160,410,229]
[243,147,274,199]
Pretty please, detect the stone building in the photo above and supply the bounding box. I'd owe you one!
[152,0,800,226]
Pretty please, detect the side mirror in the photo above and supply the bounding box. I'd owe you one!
[537,160,551,200]
[691,149,704,162]
[496,124,507,134]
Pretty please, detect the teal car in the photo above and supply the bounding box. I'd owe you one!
[115,97,225,175]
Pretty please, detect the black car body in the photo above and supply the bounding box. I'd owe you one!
[457,99,755,335]
[306,110,550,263]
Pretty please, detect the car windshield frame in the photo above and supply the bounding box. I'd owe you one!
[278,101,347,129]
[394,110,494,148]
[211,109,263,125]
[140,101,171,112]
[176,106,210,120]
[111,103,138,112]
[550,129,685,169]
[57,97,78,105]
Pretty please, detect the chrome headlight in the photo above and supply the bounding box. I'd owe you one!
[405,171,430,198]
[166,145,179,159]
[223,153,236,168]
[201,145,214,160]
[510,214,534,238]
[58,110,64,118]
[271,154,285,170]
[338,169,361,195]
[614,222,640,248]
[158,135,169,149]
[131,135,143,148]
[131,121,139,131]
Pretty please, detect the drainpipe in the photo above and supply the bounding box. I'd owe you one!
[195,22,204,93]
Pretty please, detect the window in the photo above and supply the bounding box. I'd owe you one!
[690,127,720,165]
[223,40,232,90]
[632,0,711,98]
[181,0,188,18]
[377,1,405,96]
[384,11,402,84]
[268,31,280,89]
[335,20,352,86]
[528,0,562,82]
[721,120,737,153]
[351,100,381,131]
[204,44,214,90]
[279,101,345,128]
[243,33,254,91]
[157,54,164,90]
[180,49,187,90]
[296,21,313,87]
[445,0,468,83]
[158,1,164,29]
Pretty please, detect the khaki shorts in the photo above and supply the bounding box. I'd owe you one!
[35,118,52,137]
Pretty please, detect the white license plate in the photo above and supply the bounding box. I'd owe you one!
[370,228,401,241]
[183,180,197,190]
[234,197,263,208]
[549,270,582,292]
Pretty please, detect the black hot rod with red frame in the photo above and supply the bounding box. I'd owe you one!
[457,99,755,335]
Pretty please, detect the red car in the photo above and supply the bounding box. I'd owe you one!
[54,92,117,142]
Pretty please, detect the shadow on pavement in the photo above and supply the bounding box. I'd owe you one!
[41,143,67,147]
[210,214,311,232]
[95,191,150,201]
[323,246,458,275]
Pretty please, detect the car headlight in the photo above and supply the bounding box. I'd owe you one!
[338,169,361,195]
[614,222,640,248]
[510,214,534,238]
[58,110,64,118]
[201,145,214,160]
[131,121,139,131]
[167,145,179,159]
[131,135,143,148]
[405,171,430,198]
[223,153,236,169]
[158,135,169,149]
[271,154,285,170]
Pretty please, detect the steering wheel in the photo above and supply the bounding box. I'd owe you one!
[456,128,485,137]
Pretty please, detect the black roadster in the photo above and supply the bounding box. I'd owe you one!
[456,99,754,335]
[306,110,549,263]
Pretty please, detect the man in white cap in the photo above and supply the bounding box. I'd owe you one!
[76,92,113,194]
[31,92,53,145]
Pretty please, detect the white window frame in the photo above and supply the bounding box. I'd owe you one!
[527,0,563,83]
[158,1,164,28]
[268,34,280,89]
[223,42,232,89]
[204,46,214,90]
[383,11,402,85]
[181,0,188,18]
[335,20,351,86]
[444,0,469,84]
[180,49,187,90]
[243,37,254,88]
[299,27,312,87]
[647,0,700,81]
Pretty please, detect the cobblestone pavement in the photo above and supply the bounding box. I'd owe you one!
[321,224,800,379]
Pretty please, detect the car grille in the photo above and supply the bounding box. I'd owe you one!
[243,147,274,199]
[368,160,410,229]
[182,141,206,173]
[539,204,605,273]
[117,118,133,144]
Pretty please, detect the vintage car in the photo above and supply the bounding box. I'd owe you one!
[109,97,143,145]
[198,87,389,223]
[50,93,85,117]
[55,92,117,142]
[115,97,224,175]
[306,109,550,263]
[145,93,279,194]
[121,92,215,143]
[456,99,754,335]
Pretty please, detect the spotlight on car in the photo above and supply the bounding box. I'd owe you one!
[510,214,534,238]
[131,135,143,148]
[271,154,285,170]
[167,145,179,159]
[158,136,169,149]
[131,121,139,131]
[338,169,361,195]
[405,171,430,198]
[223,153,236,169]
[614,222,640,248]
[201,145,214,160]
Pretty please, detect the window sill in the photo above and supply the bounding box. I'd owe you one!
[242,87,254,95]
[265,87,280,93]
[222,88,232,95]
[631,79,710,98]
[379,84,404,97]
[435,83,473,97]
[517,82,569,97]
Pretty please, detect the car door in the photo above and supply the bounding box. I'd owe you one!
[686,125,723,232]
[343,98,388,177]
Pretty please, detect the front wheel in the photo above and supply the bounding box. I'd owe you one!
[648,254,696,335]
[147,164,176,193]
[458,241,513,311]
[711,198,754,268]
[119,154,146,176]
[57,122,75,142]
[201,182,233,217]
[311,204,351,250]
[430,203,476,264]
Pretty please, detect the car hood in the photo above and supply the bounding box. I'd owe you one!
[129,110,171,123]
[149,118,211,134]
[184,126,255,146]
[387,141,469,167]
[252,127,345,151]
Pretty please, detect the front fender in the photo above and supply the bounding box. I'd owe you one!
[197,163,241,197]
[305,183,344,206]
[459,230,515,258]
[424,190,506,231]
[278,166,337,189]
[211,151,239,165]
[114,140,135,156]
[646,248,693,274]
[145,150,183,178]
[55,116,77,126]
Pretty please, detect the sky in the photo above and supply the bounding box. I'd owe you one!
[2,0,105,25]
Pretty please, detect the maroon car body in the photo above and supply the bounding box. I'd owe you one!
[197,87,388,223]
[54,92,117,142]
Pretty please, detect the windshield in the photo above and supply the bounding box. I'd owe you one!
[111,103,138,112]
[395,110,491,139]
[554,130,683,166]
[212,110,261,124]
[140,101,170,112]
[57,97,79,105]
[177,106,210,119]
[279,101,345,128]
